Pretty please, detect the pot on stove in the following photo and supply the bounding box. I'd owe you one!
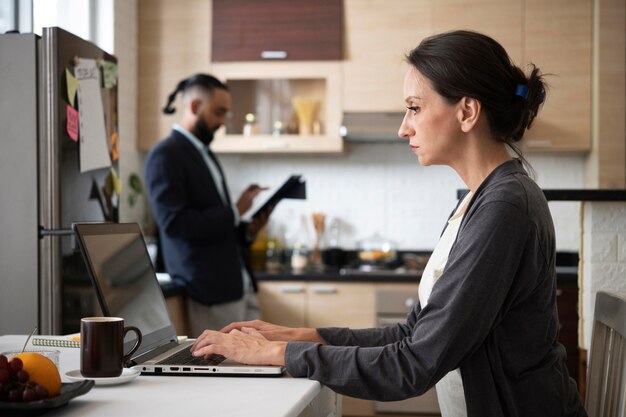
[356,232,397,267]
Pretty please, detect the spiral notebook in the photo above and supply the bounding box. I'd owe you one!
[32,337,80,349]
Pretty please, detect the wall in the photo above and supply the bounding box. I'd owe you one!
[113,0,149,228]
[580,201,626,349]
[219,145,585,251]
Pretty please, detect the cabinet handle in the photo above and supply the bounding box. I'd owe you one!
[556,289,563,297]
[526,139,553,148]
[312,286,338,295]
[261,50,288,59]
[278,285,305,294]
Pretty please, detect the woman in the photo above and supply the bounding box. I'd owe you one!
[190,30,587,417]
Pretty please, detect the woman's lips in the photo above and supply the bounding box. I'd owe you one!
[409,144,419,152]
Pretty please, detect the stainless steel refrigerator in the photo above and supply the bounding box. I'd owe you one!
[0,27,118,335]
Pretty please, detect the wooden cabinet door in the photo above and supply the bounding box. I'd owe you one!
[342,0,432,112]
[257,281,307,327]
[307,283,376,329]
[523,0,592,151]
[212,0,342,61]
[431,0,523,63]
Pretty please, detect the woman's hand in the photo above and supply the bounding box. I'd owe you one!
[190,327,287,366]
[220,320,325,343]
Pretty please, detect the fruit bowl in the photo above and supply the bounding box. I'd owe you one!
[0,380,94,417]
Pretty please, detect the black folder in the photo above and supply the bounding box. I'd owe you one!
[250,175,306,219]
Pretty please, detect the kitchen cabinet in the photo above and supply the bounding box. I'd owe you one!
[211,0,342,62]
[522,0,592,152]
[342,0,432,112]
[342,0,522,113]
[258,281,376,328]
[210,62,343,153]
[258,280,419,416]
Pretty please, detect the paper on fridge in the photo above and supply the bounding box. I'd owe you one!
[75,58,111,173]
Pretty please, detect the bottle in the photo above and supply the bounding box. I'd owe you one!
[249,227,267,272]
[322,218,346,268]
[242,113,257,137]
[290,243,309,271]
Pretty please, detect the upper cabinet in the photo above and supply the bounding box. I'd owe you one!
[342,0,523,113]
[212,0,343,62]
[342,0,432,112]
[522,0,592,152]
[210,62,343,154]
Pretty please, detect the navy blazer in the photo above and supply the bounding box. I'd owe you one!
[144,129,255,305]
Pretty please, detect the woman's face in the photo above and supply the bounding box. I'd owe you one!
[398,67,463,166]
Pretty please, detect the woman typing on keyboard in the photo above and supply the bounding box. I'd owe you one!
[190,30,587,417]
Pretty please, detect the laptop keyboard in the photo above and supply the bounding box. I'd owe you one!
[157,348,225,366]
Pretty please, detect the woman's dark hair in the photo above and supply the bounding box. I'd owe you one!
[162,74,229,115]
[406,30,546,169]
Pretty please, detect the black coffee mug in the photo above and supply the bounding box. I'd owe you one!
[80,317,142,378]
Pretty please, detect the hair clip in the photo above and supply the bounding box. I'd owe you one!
[515,84,528,100]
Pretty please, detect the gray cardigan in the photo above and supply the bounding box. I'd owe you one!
[285,160,586,417]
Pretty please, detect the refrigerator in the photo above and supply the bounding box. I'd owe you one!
[0,27,119,335]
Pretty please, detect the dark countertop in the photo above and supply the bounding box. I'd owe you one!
[256,267,421,283]
[159,251,579,296]
[457,188,626,201]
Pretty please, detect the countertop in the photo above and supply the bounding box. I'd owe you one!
[0,335,339,417]
[457,188,626,201]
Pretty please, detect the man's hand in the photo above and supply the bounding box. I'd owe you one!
[247,205,273,237]
[236,184,267,215]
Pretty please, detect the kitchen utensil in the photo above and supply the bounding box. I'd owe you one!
[357,232,397,267]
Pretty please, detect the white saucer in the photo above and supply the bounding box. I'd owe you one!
[65,368,140,386]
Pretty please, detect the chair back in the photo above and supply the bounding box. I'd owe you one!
[585,291,626,417]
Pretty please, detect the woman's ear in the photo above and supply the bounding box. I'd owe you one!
[458,97,481,133]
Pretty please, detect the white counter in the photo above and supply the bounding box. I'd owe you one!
[0,335,339,417]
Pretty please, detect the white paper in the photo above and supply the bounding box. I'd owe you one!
[75,58,111,173]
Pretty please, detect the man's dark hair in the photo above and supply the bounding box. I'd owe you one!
[162,74,228,115]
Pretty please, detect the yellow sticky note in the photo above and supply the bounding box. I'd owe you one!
[65,68,79,107]
[110,166,122,196]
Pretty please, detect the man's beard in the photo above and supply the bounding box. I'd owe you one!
[193,118,215,146]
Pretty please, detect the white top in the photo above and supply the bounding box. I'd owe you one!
[418,191,472,417]
[0,335,336,417]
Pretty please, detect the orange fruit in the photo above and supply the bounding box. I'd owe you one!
[15,353,62,397]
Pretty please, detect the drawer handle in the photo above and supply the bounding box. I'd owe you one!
[278,286,305,294]
[312,287,337,295]
[261,50,288,59]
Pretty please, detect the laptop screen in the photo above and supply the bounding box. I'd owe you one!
[74,223,178,356]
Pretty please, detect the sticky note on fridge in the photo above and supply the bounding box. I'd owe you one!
[102,60,118,89]
[65,68,79,107]
[66,104,79,142]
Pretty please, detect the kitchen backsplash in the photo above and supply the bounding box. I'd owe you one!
[219,143,585,251]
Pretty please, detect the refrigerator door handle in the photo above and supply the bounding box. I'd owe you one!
[38,226,73,238]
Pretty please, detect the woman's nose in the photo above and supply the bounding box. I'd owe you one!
[398,114,412,139]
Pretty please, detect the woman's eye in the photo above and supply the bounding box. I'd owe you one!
[406,106,420,115]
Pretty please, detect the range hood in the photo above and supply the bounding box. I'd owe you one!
[340,112,405,142]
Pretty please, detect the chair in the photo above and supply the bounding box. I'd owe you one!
[585,291,626,417]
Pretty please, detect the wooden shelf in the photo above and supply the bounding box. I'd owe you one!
[212,134,343,154]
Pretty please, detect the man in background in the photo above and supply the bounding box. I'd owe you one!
[144,74,269,335]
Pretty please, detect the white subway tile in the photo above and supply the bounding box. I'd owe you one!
[590,233,618,262]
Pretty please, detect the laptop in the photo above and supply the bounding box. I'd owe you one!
[73,222,284,376]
